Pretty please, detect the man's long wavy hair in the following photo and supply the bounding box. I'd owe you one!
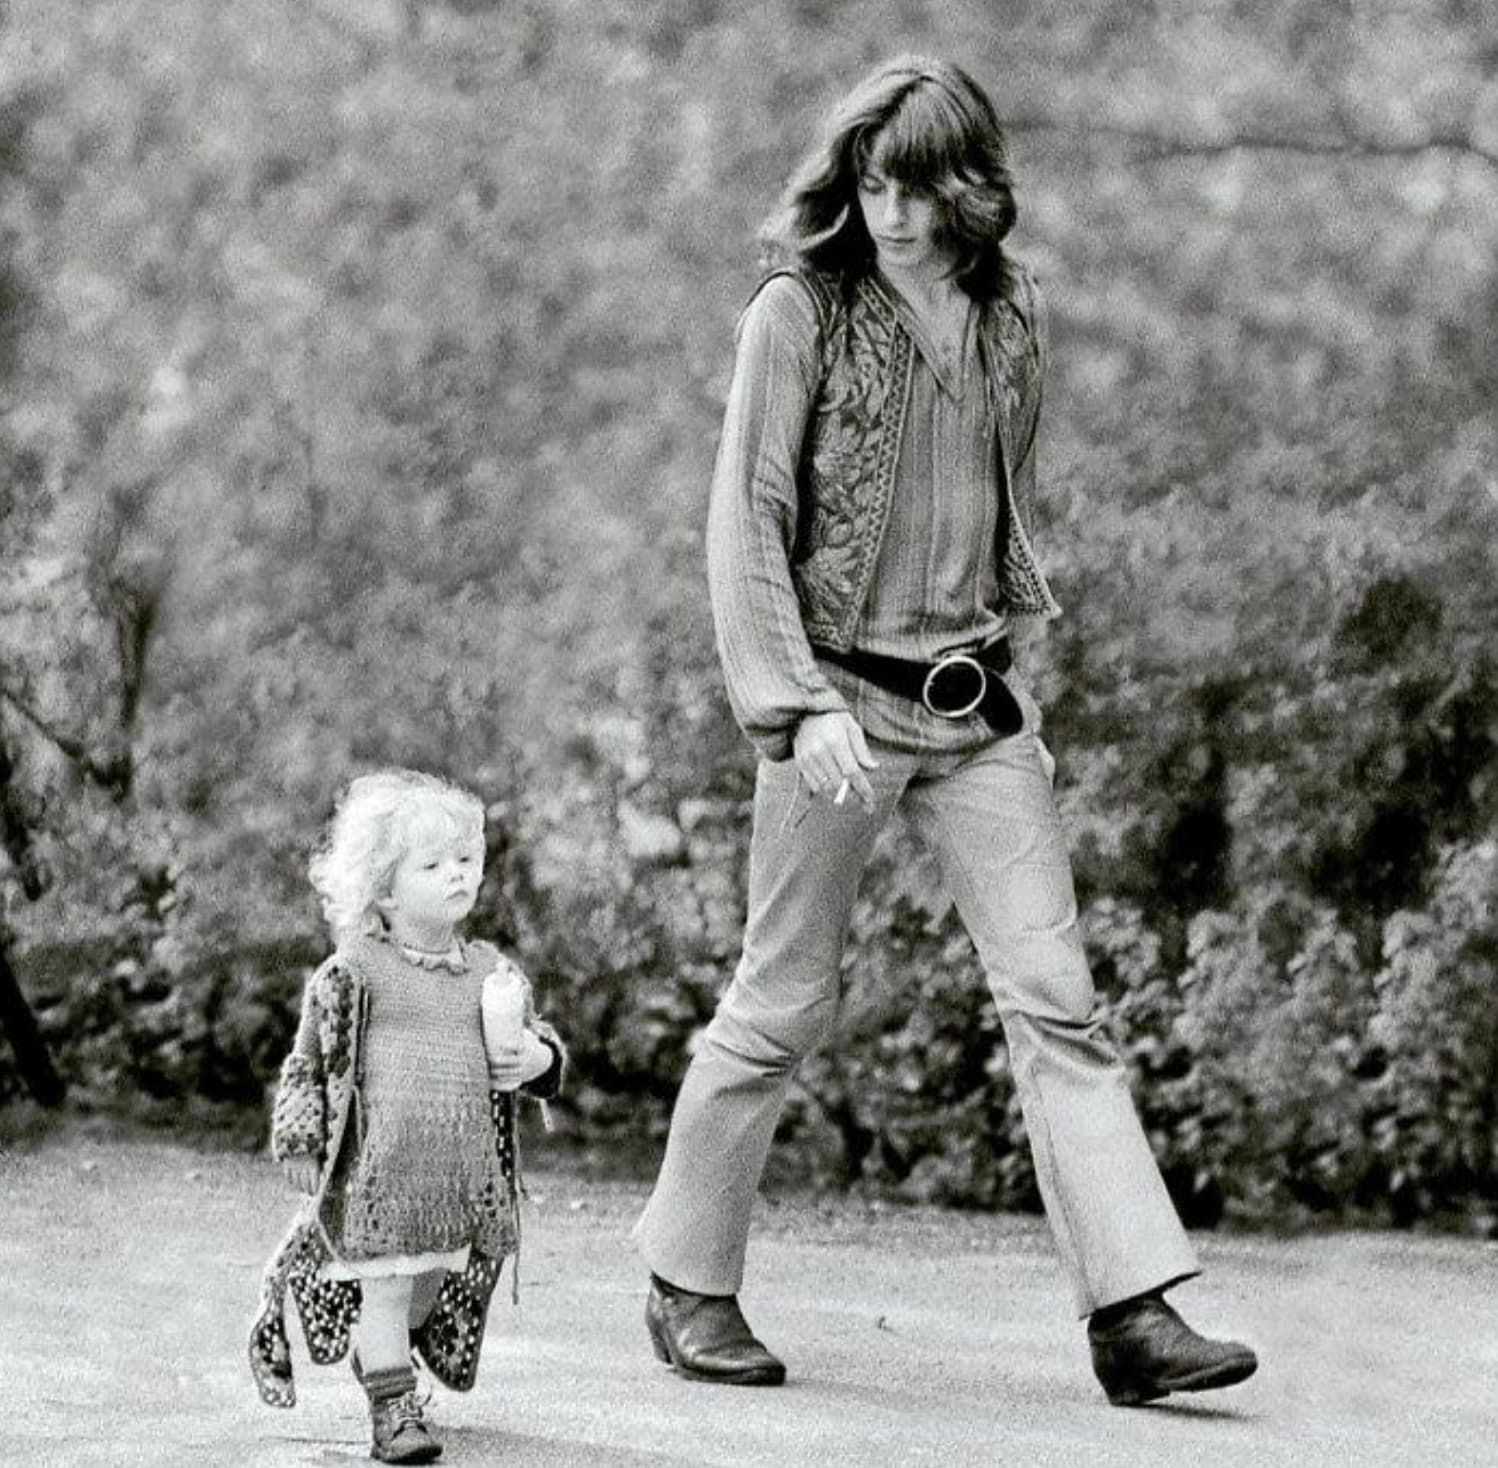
[760,56,1018,304]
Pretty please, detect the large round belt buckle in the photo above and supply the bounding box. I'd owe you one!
[922,653,987,720]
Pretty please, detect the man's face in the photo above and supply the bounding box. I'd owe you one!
[856,154,945,277]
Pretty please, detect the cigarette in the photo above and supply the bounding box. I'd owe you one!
[834,779,850,806]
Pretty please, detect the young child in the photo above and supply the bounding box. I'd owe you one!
[248,769,564,1464]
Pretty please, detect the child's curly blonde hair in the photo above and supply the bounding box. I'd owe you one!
[309,769,486,940]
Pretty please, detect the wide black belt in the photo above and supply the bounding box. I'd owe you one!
[813,636,1022,735]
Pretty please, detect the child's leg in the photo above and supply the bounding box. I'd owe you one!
[359,1275,441,1463]
[358,1275,415,1373]
[408,1269,444,1331]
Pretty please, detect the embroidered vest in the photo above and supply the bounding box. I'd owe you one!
[773,262,1061,650]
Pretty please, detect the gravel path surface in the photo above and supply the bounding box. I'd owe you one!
[4,1134,1493,1466]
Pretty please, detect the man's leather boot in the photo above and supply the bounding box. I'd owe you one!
[1089,1294,1257,1406]
[645,1275,786,1386]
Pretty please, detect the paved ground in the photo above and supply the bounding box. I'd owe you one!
[3,1133,1494,1466]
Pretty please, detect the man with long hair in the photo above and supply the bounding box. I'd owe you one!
[634,56,1258,1407]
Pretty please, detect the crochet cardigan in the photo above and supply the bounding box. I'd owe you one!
[247,936,565,1408]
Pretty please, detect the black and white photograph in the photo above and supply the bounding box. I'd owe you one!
[2,1,1495,1464]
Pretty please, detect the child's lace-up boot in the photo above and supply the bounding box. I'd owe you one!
[363,1364,441,1464]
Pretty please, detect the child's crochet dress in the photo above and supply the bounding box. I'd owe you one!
[325,940,505,1270]
[248,935,561,1407]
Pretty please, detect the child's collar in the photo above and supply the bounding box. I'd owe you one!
[386,932,468,973]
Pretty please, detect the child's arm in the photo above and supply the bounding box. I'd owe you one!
[520,1015,565,1101]
[270,961,334,1185]
[486,1008,563,1095]
[474,944,566,1099]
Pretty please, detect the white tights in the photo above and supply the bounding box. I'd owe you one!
[357,1270,444,1372]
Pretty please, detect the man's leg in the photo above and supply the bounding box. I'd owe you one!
[633,749,909,1377]
[907,730,1255,1402]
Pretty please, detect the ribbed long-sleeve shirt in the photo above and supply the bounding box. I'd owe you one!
[706,272,1018,760]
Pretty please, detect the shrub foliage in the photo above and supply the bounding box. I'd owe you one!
[1,0,1496,1230]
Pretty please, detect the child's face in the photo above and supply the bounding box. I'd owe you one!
[383,816,484,936]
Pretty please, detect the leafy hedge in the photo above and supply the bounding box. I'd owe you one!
[3,0,1497,1231]
[9,577,1496,1232]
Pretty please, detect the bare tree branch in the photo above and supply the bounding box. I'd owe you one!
[0,682,132,801]
[0,944,66,1106]
[1002,116,1498,172]
[0,734,48,901]
[0,682,92,765]
[113,585,159,740]
[0,730,65,1105]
